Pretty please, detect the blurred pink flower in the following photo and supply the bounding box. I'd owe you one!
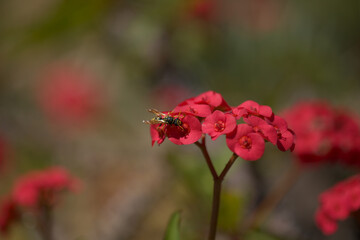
[37,64,104,127]
[12,167,80,208]
[188,0,216,22]
[315,175,360,235]
[0,167,80,236]
[283,101,360,167]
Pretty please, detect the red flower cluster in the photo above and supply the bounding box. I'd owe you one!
[283,101,360,166]
[37,64,104,127]
[146,91,294,161]
[0,167,80,235]
[188,0,215,22]
[315,175,360,235]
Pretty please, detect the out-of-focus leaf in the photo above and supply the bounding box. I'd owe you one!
[12,0,113,50]
[164,211,181,240]
[245,230,282,240]
[218,191,245,232]
[167,152,213,200]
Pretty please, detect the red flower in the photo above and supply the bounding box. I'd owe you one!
[167,115,202,145]
[38,64,104,127]
[0,197,18,236]
[202,111,236,140]
[188,0,215,22]
[226,124,265,161]
[269,116,295,152]
[12,167,80,208]
[239,100,273,119]
[315,174,360,235]
[244,115,277,144]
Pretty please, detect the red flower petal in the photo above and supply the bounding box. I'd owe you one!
[259,105,273,118]
[244,116,277,144]
[277,130,295,151]
[173,103,212,118]
[150,124,166,146]
[194,91,223,107]
[269,115,288,133]
[168,115,202,145]
[231,107,247,120]
[193,91,231,111]
[240,100,260,113]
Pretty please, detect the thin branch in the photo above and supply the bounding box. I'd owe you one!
[208,179,222,240]
[195,138,218,179]
[219,153,238,180]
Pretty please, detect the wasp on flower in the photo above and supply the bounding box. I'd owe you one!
[143,108,184,131]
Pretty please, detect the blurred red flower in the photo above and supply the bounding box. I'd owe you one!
[315,209,338,235]
[188,0,215,22]
[37,64,104,127]
[283,101,360,167]
[0,167,80,236]
[12,167,80,208]
[315,175,360,235]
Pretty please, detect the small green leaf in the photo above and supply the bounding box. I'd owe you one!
[164,211,181,240]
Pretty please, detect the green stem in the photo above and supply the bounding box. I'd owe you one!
[195,137,218,179]
[208,178,222,240]
[196,138,239,240]
[219,154,238,179]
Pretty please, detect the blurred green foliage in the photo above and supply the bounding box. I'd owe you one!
[245,229,282,240]
[164,211,182,240]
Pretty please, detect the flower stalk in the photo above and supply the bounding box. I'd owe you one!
[196,138,238,240]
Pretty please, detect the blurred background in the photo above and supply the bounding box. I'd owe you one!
[1,0,360,239]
